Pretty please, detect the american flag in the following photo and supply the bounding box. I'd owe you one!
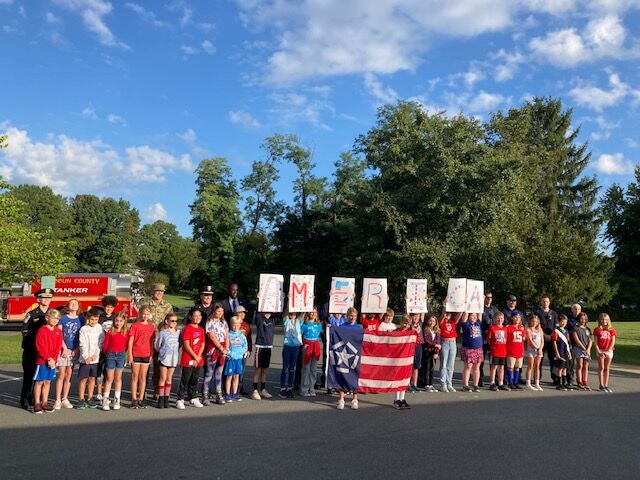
[326,326,416,393]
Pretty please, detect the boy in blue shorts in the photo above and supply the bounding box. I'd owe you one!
[224,316,248,402]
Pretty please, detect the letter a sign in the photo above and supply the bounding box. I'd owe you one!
[361,278,388,314]
[288,274,315,313]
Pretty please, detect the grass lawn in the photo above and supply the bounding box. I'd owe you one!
[1,321,638,365]
[162,293,194,308]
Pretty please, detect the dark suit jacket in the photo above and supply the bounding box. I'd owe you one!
[222,297,248,321]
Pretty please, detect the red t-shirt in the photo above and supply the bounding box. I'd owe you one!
[440,320,458,339]
[35,325,63,365]
[128,321,156,357]
[103,330,128,353]
[506,324,525,358]
[594,327,616,351]
[361,314,381,332]
[488,325,507,358]
[181,324,205,367]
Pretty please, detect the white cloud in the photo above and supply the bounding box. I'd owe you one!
[526,0,577,15]
[569,72,635,111]
[229,110,261,129]
[491,49,526,82]
[124,3,170,28]
[586,115,620,140]
[468,91,508,112]
[529,15,628,67]
[363,73,399,104]
[46,12,60,24]
[268,92,333,130]
[178,128,197,143]
[201,40,216,55]
[180,44,198,55]
[81,106,97,119]
[107,113,126,126]
[53,0,129,49]
[0,0,14,6]
[143,203,168,222]
[594,153,636,174]
[625,138,639,148]
[0,125,192,194]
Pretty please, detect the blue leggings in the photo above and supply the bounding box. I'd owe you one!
[280,345,300,390]
[203,354,224,395]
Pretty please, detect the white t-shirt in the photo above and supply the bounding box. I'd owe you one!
[379,322,397,332]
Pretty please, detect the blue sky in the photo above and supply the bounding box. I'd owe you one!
[1,0,639,236]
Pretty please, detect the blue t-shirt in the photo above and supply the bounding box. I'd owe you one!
[328,314,346,327]
[301,322,322,341]
[59,315,83,349]
[341,322,362,330]
[228,330,248,360]
[461,320,483,349]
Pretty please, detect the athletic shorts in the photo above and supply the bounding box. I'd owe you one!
[254,347,272,369]
[56,351,77,367]
[506,356,523,369]
[572,347,591,360]
[224,358,244,376]
[105,351,126,370]
[600,351,614,359]
[461,347,484,364]
[413,345,422,369]
[526,347,543,358]
[33,364,56,382]
[78,363,98,379]
[490,356,506,366]
[132,356,150,364]
[554,358,567,369]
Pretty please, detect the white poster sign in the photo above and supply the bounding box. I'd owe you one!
[445,278,467,312]
[258,273,284,312]
[361,278,388,314]
[328,277,355,314]
[406,279,428,313]
[465,279,484,314]
[288,274,315,312]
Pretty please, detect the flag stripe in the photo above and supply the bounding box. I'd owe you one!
[360,355,414,366]
[363,333,417,344]
[359,377,412,388]
[362,341,416,358]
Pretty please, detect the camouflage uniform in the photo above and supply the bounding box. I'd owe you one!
[144,299,174,329]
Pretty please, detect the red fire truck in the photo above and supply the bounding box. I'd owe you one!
[2,273,143,322]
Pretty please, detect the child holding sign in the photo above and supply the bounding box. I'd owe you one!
[439,307,463,392]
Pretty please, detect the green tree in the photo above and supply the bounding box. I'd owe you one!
[137,221,180,271]
[158,236,204,292]
[70,195,140,272]
[0,177,72,285]
[190,158,242,291]
[241,158,284,234]
[602,166,640,306]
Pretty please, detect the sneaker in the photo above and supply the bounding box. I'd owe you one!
[584,385,591,391]
[286,390,294,399]
[400,400,410,409]
[113,398,121,410]
[130,400,138,409]
[463,385,473,392]
[350,399,359,410]
[512,384,522,390]
[190,398,204,408]
[202,395,211,406]
[87,399,99,409]
[233,393,242,402]
[605,387,613,393]
[224,394,232,402]
[96,393,103,402]
[498,384,510,391]
[34,403,43,414]
[449,386,457,392]
[43,403,55,413]
[489,384,498,391]
[393,400,403,410]
[441,386,450,393]
[527,383,537,391]
[138,399,147,409]
[53,400,62,410]
[472,385,480,392]
[278,389,288,398]
[61,398,74,409]
[77,400,86,410]
[309,391,316,396]
[556,385,564,391]
[599,385,607,392]
[260,389,272,399]
[337,399,345,410]
[176,399,186,410]
[251,390,262,400]
[215,394,226,405]
[535,384,544,391]
[407,385,415,393]
[303,392,313,397]
[102,398,110,411]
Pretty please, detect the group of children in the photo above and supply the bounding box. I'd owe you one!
[29,296,619,414]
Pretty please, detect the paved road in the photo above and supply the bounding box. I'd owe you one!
[1,338,639,479]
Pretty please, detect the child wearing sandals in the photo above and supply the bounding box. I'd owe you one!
[594,313,616,392]
[571,312,592,391]
[525,314,544,391]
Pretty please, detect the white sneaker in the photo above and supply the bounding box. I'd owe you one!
[260,389,272,399]
[310,391,316,396]
[350,399,359,410]
[113,398,121,410]
[102,398,110,411]
[96,393,103,402]
[61,398,74,409]
[303,392,313,397]
[535,384,544,391]
[441,386,449,393]
[337,399,345,410]
[527,383,537,391]
[190,398,204,408]
[176,399,186,410]
[449,386,457,392]
[53,400,62,410]
[251,390,261,400]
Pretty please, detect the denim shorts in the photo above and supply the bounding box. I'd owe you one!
[105,351,126,370]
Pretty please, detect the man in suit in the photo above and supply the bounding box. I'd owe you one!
[221,283,248,321]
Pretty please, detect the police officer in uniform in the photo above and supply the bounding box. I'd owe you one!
[183,285,215,324]
[20,288,54,409]
[143,284,173,397]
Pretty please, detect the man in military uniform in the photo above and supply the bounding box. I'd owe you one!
[20,288,54,409]
[143,284,173,396]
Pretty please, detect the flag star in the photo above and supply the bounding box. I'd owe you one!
[335,348,355,367]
